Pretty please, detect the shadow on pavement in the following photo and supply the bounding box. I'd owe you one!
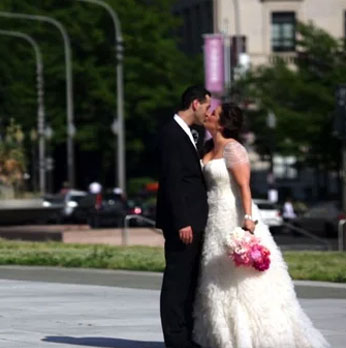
[42,336,164,348]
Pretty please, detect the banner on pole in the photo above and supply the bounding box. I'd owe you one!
[204,34,225,95]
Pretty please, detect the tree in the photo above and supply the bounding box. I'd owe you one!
[239,22,345,172]
[0,0,204,190]
[0,118,26,193]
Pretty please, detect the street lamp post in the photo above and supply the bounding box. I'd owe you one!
[30,129,38,192]
[45,125,54,193]
[0,11,76,188]
[267,110,277,202]
[267,110,277,175]
[76,0,126,193]
[232,0,242,67]
[0,29,46,195]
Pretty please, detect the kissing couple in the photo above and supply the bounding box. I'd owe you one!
[156,85,329,348]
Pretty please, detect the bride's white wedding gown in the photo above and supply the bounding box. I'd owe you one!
[193,141,329,348]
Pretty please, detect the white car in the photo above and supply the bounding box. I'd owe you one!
[44,190,88,222]
[253,199,283,232]
[63,190,88,220]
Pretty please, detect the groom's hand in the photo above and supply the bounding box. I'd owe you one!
[179,226,193,245]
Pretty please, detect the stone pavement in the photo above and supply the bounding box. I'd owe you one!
[0,279,163,348]
[0,267,345,348]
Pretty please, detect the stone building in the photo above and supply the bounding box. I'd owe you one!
[175,0,346,66]
[174,0,345,202]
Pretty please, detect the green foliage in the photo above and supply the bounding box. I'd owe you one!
[0,239,346,282]
[239,22,345,170]
[0,0,204,188]
[0,239,165,272]
[127,176,155,197]
[284,251,346,283]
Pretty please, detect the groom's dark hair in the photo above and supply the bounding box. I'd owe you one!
[180,85,211,111]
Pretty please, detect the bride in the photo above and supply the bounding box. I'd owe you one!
[193,103,329,348]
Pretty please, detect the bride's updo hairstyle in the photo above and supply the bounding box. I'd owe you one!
[203,102,243,156]
[219,102,243,141]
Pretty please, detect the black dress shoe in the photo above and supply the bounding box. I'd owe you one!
[190,342,202,348]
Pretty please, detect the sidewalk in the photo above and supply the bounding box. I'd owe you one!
[0,224,337,250]
[0,266,345,348]
[0,225,164,247]
[0,279,163,348]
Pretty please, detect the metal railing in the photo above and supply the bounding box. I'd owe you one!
[121,216,335,250]
[122,214,162,246]
[282,222,332,251]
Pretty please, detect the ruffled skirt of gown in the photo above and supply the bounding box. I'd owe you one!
[193,197,330,348]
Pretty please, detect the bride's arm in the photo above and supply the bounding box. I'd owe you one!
[224,142,256,233]
[230,164,256,233]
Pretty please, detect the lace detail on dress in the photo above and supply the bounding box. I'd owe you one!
[193,148,330,348]
[223,141,249,169]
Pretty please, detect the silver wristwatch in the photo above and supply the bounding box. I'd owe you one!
[244,214,255,222]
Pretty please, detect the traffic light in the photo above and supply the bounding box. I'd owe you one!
[333,84,346,139]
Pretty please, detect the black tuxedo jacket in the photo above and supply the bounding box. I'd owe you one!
[156,119,208,234]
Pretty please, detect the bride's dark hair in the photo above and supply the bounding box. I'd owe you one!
[203,102,244,155]
[219,102,243,140]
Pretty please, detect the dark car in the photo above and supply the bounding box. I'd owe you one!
[126,198,156,227]
[75,192,128,228]
[292,201,345,238]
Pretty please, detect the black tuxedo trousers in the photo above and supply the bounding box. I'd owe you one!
[156,119,208,348]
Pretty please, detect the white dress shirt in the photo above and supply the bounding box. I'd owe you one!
[173,114,197,149]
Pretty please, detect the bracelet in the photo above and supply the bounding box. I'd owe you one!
[244,214,254,221]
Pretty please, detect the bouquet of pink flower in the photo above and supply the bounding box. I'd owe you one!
[225,227,271,272]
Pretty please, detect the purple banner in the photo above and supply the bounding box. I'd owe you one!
[204,34,225,95]
[210,97,221,111]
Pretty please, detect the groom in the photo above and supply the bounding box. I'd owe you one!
[156,85,211,348]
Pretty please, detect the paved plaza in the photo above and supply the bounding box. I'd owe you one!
[0,267,345,348]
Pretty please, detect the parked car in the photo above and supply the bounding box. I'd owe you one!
[42,195,65,223]
[292,201,345,238]
[253,199,283,233]
[43,190,88,223]
[126,198,156,227]
[75,191,128,228]
[62,190,88,222]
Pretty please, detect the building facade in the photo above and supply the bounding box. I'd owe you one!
[217,0,346,66]
[174,0,214,55]
[176,0,346,65]
[175,0,344,202]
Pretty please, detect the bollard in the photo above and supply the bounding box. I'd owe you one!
[122,214,160,246]
[338,219,346,252]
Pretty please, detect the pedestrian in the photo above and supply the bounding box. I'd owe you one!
[283,196,297,221]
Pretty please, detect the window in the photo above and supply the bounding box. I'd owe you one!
[271,12,296,52]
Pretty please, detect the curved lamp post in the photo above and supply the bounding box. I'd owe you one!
[0,29,46,195]
[76,0,125,193]
[0,11,76,188]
